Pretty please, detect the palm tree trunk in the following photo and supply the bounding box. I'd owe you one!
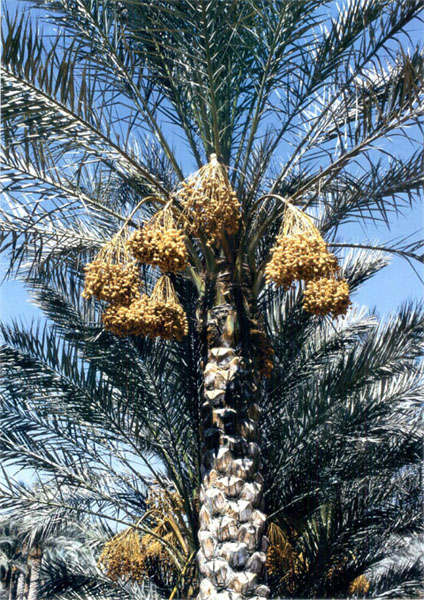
[16,570,25,600]
[197,301,269,600]
[7,569,16,600]
[27,549,42,600]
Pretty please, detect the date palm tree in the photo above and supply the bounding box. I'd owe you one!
[1,0,424,598]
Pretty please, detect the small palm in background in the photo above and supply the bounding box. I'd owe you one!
[1,0,423,598]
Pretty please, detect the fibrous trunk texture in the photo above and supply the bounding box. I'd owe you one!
[27,549,42,600]
[197,303,269,600]
[16,566,25,600]
[8,570,17,600]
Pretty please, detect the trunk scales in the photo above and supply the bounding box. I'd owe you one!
[27,548,41,600]
[197,296,269,600]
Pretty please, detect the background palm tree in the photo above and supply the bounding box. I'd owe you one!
[0,517,26,600]
[0,511,157,600]
[1,0,423,598]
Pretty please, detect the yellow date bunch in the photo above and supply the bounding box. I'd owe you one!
[303,277,351,318]
[99,487,187,586]
[265,232,339,290]
[179,153,240,243]
[126,208,188,273]
[98,527,147,583]
[101,277,188,341]
[82,226,188,341]
[82,260,140,305]
[101,296,150,337]
[348,575,370,596]
[265,203,351,318]
[82,233,141,305]
[102,296,188,340]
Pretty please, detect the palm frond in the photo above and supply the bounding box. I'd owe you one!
[1,9,170,193]
[370,555,424,599]
[269,1,424,195]
[262,300,424,595]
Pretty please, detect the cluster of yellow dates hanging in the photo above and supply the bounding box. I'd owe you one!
[303,277,351,318]
[265,232,338,289]
[126,208,188,273]
[81,233,142,307]
[265,203,351,318]
[179,153,240,244]
[98,528,146,582]
[99,487,185,584]
[100,277,188,340]
[82,155,242,340]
